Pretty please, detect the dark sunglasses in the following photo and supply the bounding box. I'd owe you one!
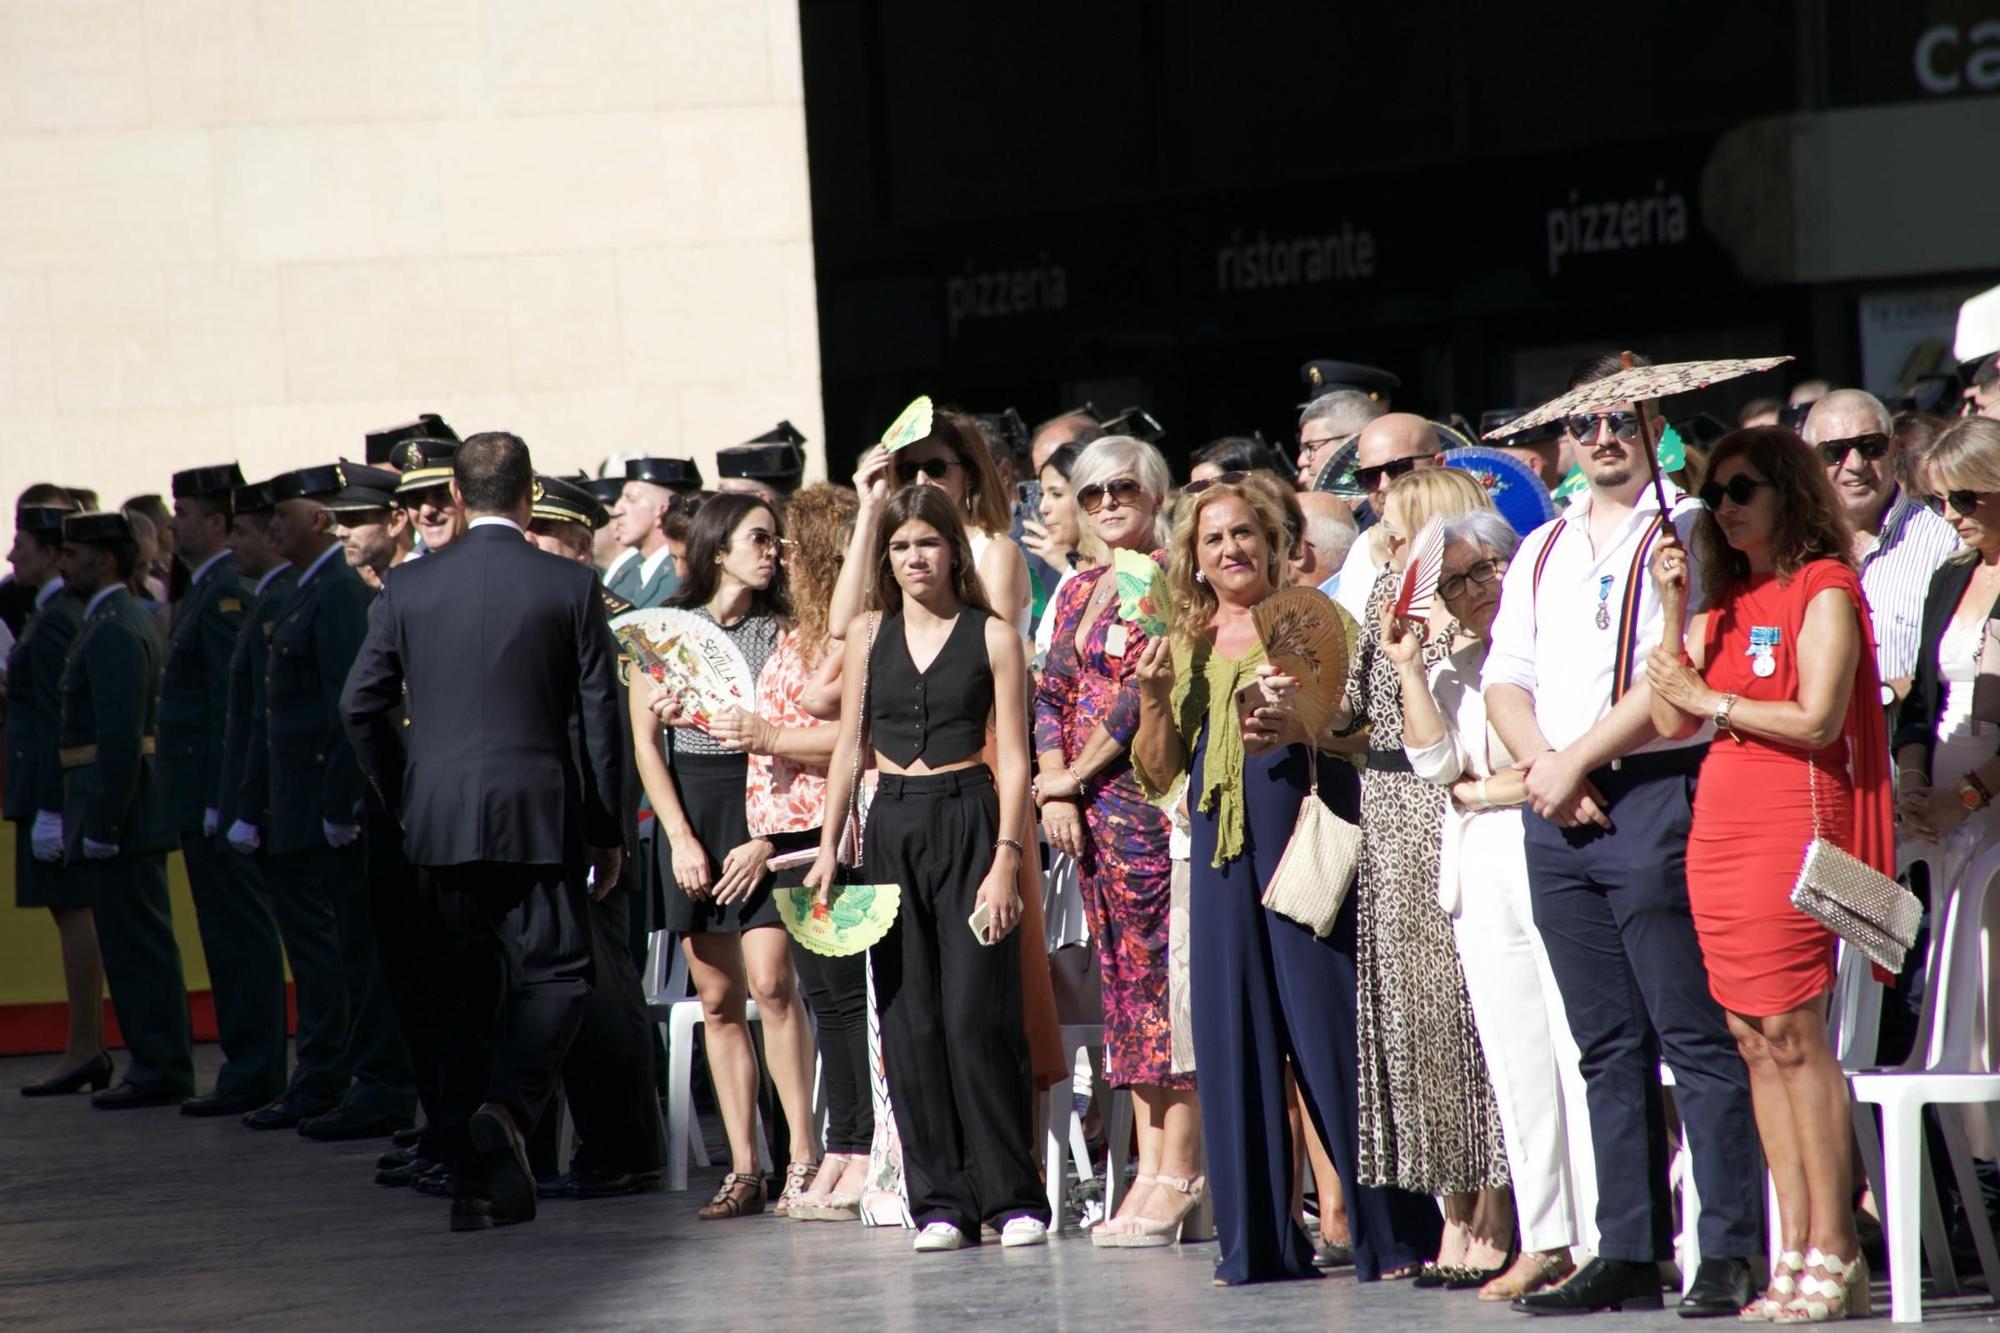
[1438,558,1507,602]
[1947,489,1989,517]
[1352,455,1421,490]
[1816,433,1891,466]
[1182,470,1248,496]
[1699,475,1773,510]
[1076,478,1147,514]
[1566,411,1642,443]
[899,456,960,482]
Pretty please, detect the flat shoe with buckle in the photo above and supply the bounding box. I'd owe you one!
[242,1089,335,1130]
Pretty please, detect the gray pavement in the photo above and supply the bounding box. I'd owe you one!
[0,1048,1981,1331]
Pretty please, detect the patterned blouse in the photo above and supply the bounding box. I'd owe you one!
[746,626,833,837]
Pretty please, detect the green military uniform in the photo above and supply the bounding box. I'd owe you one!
[159,465,289,1109]
[6,520,87,909]
[58,516,193,1102]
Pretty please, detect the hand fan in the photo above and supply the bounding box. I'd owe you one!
[1442,447,1558,538]
[1112,548,1170,639]
[879,395,934,453]
[610,608,755,729]
[776,882,902,957]
[1250,586,1350,741]
[1392,516,1446,620]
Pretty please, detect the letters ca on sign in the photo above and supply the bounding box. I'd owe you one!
[946,256,1068,338]
[1914,21,2000,95]
[1543,181,1689,277]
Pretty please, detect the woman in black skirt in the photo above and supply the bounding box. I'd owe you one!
[805,484,1048,1252]
[632,493,819,1220]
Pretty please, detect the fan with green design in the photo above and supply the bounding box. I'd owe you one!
[879,395,934,453]
[1113,548,1170,639]
[776,881,902,957]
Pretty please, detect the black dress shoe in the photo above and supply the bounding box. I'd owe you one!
[91,1080,190,1110]
[467,1102,536,1225]
[181,1089,269,1118]
[378,1146,416,1170]
[242,1088,335,1130]
[391,1125,424,1149]
[1676,1257,1753,1319]
[297,1103,413,1141]
[1514,1256,1664,1315]
[570,1168,666,1199]
[19,1051,113,1097]
[412,1165,454,1197]
[376,1156,438,1187]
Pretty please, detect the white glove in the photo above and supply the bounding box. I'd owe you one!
[226,820,260,854]
[82,836,119,860]
[203,807,220,837]
[30,810,62,862]
[322,820,361,849]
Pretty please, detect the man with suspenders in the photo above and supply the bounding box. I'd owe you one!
[1483,359,1762,1316]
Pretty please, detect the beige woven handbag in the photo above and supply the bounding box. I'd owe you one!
[1789,752,1920,974]
[1260,757,1361,937]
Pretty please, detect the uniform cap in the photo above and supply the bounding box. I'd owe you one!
[16,506,71,537]
[271,464,348,503]
[745,420,807,448]
[582,475,626,506]
[323,465,402,514]
[61,511,136,546]
[715,443,802,483]
[1300,359,1400,404]
[233,479,281,516]
[532,474,610,530]
[391,439,459,495]
[625,457,704,489]
[366,414,458,466]
[170,462,246,499]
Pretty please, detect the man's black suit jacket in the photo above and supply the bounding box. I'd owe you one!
[341,522,625,868]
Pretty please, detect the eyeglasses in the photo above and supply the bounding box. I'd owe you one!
[1182,470,1248,496]
[1566,412,1642,443]
[1438,558,1508,602]
[900,456,961,482]
[1816,433,1891,466]
[736,530,785,551]
[1352,456,1421,490]
[1947,489,1989,517]
[1075,478,1146,514]
[1298,436,1341,455]
[1699,475,1773,509]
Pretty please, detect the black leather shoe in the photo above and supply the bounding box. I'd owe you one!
[570,1168,667,1199]
[91,1080,189,1110]
[1676,1257,1754,1319]
[378,1146,416,1170]
[1514,1257,1664,1315]
[297,1103,413,1141]
[181,1089,270,1118]
[20,1051,113,1097]
[1412,1261,1451,1289]
[412,1164,454,1197]
[391,1125,424,1149]
[467,1102,536,1226]
[376,1156,439,1188]
[242,1088,335,1130]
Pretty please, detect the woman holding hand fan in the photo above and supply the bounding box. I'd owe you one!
[1343,467,1512,1284]
[1030,436,1202,1247]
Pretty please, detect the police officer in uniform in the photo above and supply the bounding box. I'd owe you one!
[10,504,113,1097]
[241,465,415,1138]
[608,458,701,607]
[160,465,291,1117]
[391,438,465,559]
[57,511,195,1108]
[716,426,806,506]
[366,414,457,468]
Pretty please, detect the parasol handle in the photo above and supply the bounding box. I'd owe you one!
[1619,350,1675,523]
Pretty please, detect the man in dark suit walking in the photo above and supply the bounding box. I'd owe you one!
[344,433,627,1232]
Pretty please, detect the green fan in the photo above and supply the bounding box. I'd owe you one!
[1550,422,1686,508]
[880,395,934,453]
[776,882,902,957]
[1113,548,1169,639]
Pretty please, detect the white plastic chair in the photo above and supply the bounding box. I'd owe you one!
[1850,838,2000,1322]
[1042,1023,1133,1229]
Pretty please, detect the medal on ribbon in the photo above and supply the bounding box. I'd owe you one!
[1595,575,1614,631]
[1748,625,1781,678]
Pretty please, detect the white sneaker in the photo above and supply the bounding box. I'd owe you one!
[913,1222,966,1252]
[1000,1216,1049,1248]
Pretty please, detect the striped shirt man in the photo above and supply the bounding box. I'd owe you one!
[1858,489,1960,691]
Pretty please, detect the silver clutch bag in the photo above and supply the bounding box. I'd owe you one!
[1790,838,1921,976]
[1260,764,1360,938]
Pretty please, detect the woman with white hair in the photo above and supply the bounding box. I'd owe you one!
[1031,435,1204,1246]
[1385,508,1596,1300]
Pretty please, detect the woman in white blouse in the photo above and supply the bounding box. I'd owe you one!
[1385,509,1597,1301]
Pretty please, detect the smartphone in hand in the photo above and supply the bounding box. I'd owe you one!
[967,901,993,946]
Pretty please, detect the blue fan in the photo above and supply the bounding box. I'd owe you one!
[1443,447,1559,538]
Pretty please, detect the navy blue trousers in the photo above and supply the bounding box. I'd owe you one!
[1523,757,1763,1262]
[1191,739,1440,1284]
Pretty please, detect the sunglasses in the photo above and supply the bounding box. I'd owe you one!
[1438,557,1508,602]
[1947,489,1989,517]
[736,530,785,551]
[1816,433,1890,466]
[1352,456,1421,490]
[900,456,961,482]
[1699,475,1773,510]
[1566,412,1642,443]
[1076,478,1147,514]
[1182,470,1248,496]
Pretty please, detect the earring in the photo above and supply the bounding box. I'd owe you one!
[1195,569,1206,584]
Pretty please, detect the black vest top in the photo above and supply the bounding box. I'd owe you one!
[868,608,993,768]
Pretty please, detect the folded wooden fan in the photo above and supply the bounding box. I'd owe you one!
[1251,586,1350,741]
[1392,516,1446,620]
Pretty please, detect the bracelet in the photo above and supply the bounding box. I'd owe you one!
[1967,771,1993,807]
[994,836,1024,856]
[1067,764,1088,796]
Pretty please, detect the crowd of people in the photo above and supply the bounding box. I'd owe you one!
[6,344,2000,1319]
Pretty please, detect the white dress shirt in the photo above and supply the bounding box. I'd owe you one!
[1333,527,1386,623]
[1484,483,1711,756]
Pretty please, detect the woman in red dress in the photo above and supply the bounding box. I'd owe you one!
[1646,426,1894,1324]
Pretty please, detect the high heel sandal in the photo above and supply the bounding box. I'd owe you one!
[1740,1250,1806,1322]
[771,1160,817,1219]
[696,1171,766,1220]
[1089,1174,1156,1246]
[789,1153,852,1222]
[1094,1174,1211,1249]
[1479,1250,1576,1302]
[1772,1249,1868,1323]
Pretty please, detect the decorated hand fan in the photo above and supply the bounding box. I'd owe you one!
[1392,516,1446,620]
[777,882,902,957]
[610,608,755,729]
[1251,586,1350,741]
[879,395,934,453]
[1112,548,1170,639]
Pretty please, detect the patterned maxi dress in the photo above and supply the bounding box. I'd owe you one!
[1033,565,1190,1090]
[1345,571,1509,1194]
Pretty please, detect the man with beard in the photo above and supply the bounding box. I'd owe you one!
[327,466,416,588]
[608,457,701,607]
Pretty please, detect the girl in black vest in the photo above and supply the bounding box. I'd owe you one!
[806,484,1048,1251]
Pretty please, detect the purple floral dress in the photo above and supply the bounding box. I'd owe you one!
[1033,564,1191,1090]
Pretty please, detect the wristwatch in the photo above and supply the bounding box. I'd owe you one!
[1712,692,1741,743]
[1959,772,1992,812]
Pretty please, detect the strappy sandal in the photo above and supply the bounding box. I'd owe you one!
[1773,1249,1869,1323]
[1480,1250,1576,1302]
[1740,1250,1805,1322]
[771,1160,817,1219]
[697,1170,766,1220]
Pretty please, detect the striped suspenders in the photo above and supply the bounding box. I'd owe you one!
[1529,513,1669,703]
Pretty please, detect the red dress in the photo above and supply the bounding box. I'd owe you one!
[1685,559,1895,1015]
